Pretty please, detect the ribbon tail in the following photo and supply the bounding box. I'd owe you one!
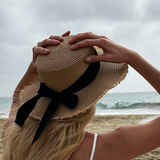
[15,94,41,127]
[32,100,59,144]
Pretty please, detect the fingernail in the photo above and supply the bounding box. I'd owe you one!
[69,37,74,43]
[71,45,75,49]
[85,57,91,62]
[69,39,72,43]
[45,49,50,53]
[33,63,36,69]
[59,37,64,41]
[55,40,60,44]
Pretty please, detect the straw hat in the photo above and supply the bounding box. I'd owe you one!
[18,35,128,120]
[15,35,128,143]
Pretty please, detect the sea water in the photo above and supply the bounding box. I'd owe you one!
[96,91,160,115]
[0,97,12,118]
[0,92,160,118]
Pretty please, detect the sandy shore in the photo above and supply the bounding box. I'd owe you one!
[0,114,160,159]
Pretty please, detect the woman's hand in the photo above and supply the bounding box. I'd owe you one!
[69,32,135,64]
[32,30,71,69]
[70,32,160,94]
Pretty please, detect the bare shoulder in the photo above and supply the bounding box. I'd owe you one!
[95,117,160,160]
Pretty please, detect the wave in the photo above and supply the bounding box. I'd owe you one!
[96,101,160,109]
[0,112,9,118]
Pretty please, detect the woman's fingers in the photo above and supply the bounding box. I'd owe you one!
[49,35,64,41]
[71,38,109,50]
[33,46,50,55]
[37,39,61,47]
[85,52,115,63]
[44,31,71,46]
[33,32,71,67]
[85,55,104,63]
[32,46,50,63]
[33,38,59,68]
[69,32,107,44]
[48,31,71,42]
[61,30,71,37]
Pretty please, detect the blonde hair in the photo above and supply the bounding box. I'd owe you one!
[2,105,95,160]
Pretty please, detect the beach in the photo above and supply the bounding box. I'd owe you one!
[0,115,160,159]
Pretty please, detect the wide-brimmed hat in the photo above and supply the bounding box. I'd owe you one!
[15,35,128,143]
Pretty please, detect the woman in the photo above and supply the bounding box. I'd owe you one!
[2,31,160,160]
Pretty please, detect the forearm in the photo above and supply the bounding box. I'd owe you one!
[13,62,38,104]
[5,62,38,140]
[127,51,160,94]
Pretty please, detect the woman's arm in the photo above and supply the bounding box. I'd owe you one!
[103,117,160,160]
[10,62,40,117]
[69,32,160,94]
[126,52,160,94]
[2,61,41,147]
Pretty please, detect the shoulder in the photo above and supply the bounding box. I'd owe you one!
[96,118,160,159]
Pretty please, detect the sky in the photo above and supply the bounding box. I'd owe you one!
[0,0,160,96]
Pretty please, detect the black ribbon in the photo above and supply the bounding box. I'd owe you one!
[15,50,100,144]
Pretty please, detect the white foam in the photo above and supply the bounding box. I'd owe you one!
[0,112,9,118]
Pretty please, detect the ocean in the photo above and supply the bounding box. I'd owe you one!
[0,91,160,118]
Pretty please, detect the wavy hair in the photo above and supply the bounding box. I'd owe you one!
[2,105,95,160]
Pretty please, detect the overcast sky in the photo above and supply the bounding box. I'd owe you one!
[0,0,160,96]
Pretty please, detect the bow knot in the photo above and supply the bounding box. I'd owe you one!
[15,83,78,144]
[38,83,55,98]
[49,91,65,100]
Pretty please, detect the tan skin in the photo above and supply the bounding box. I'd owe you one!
[3,31,160,160]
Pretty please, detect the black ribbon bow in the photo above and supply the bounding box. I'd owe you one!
[15,50,100,144]
[15,83,78,144]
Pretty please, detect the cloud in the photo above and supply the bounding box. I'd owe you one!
[0,0,160,96]
[144,0,160,21]
[27,0,138,23]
